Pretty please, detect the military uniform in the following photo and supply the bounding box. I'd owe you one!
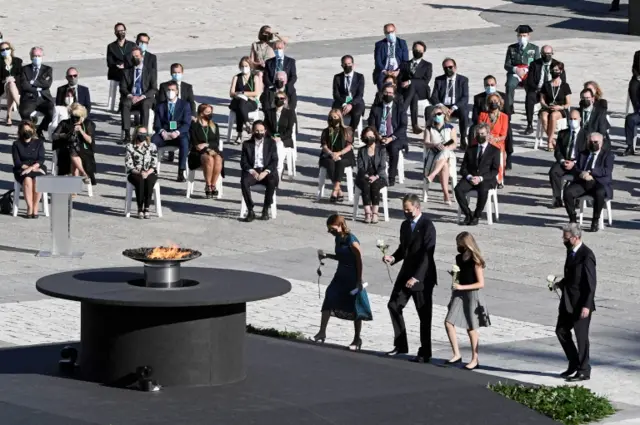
[504,41,540,115]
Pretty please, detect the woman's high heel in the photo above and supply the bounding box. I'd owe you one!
[309,334,326,343]
[348,338,362,351]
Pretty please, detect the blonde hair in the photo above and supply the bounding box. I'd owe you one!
[326,214,350,235]
[430,105,450,123]
[486,93,504,110]
[584,81,603,100]
[0,41,14,57]
[132,125,150,145]
[455,232,486,268]
[69,103,87,120]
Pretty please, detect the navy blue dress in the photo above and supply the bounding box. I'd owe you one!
[321,233,373,321]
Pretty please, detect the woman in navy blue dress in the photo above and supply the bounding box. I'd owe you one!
[312,214,373,351]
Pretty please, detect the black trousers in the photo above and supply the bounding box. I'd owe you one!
[343,102,365,132]
[556,305,591,376]
[356,177,385,206]
[19,97,54,132]
[549,162,572,199]
[629,77,640,111]
[127,172,157,210]
[387,283,433,358]
[121,97,154,131]
[319,157,350,183]
[624,111,640,147]
[229,98,258,132]
[401,83,427,127]
[455,179,491,218]
[385,140,404,183]
[563,180,606,221]
[524,88,540,126]
[241,169,277,211]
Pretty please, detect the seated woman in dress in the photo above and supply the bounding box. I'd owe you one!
[249,25,288,72]
[584,80,607,110]
[188,104,223,199]
[539,61,571,152]
[264,92,295,151]
[444,231,491,370]
[12,120,46,218]
[423,105,457,205]
[52,103,95,185]
[228,56,263,144]
[477,93,508,186]
[125,126,158,219]
[0,41,22,126]
[319,109,355,203]
[313,214,372,351]
[355,127,388,224]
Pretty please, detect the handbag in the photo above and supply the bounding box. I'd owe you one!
[0,189,14,215]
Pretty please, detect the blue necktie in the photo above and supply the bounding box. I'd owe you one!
[168,102,175,117]
[410,220,416,232]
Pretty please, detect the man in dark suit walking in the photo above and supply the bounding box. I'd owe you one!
[332,55,365,133]
[240,121,279,222]
[553,223,597,381]
[429,58,469,148]
[120,47,157,144]
[383,194,437,363]
[455,123,500,225]
[367,84,407,186]
[263,41,297,111]
[55,67,92,113]
[19,47,55,139]
[549,109,585,208]
[563,132,614,232]
[398,41,432,134]
[373,23,409,89]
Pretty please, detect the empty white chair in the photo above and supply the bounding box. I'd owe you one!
[352,186,390,222]
[12,180,49,217]
[385,150,405,185]
[534,114,566,150]
[422,154,458,202]
[239,188,277,219]
[156,146,189,180]
[107,80,119,112]
[317,166,354,202]
[578,195,612,229]
[417,99,430,119]
[226,109,261,146]
[456,188,499,225]
[50,151,93,197]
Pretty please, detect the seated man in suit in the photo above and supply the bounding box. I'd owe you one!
[56,67,91,113]
[240,121,279,222]
[263,40,297,111]
[504,25,540,118]
[429,58,469,148]
[332,55,365,134]
[151,81,192,182]
[472,75,506,124]
[19,46,55,139]
[367,84,407,187]
[120,47,157,144]
[523,45,564,134]
[454,123,500,225]
[563,132,614,232]
[579,88,609,149]
[549,109,585,208]
[398,41,432,134]
[373,23,409,90]
[134,32,157,80]
[624,84,640,156]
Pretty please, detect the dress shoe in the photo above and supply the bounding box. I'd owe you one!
[243,210,256,222]
[560,366,578,378]
[470,217,479,226]
[590,222,600,232]
[569,215,577,224]
[176,170,186,183]
[412,125,423,134]
[566,372,590,382]
[461,215,472,226]
[120,134,131,145]
[385,347,408,356]
[167,151,175,162]
[464,362,480,371]
[388,180,395,187]
[261,209,270,220]
[550,198,564,209]
[409,355,430,364]
[445,357,462,365]
[523,125,534,135]
[622,146,635,156]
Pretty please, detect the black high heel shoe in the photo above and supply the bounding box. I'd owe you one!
[205,186,212,199]
[445,357,462,365]
[464,362,480,371]
[348,338,362,351]
[309,334,326,343]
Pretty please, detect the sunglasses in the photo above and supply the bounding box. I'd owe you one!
[276,97,286,101]
[0,48,10,52]
[435,112,444,116]
[444,66,454,70]
[67,74,78,78]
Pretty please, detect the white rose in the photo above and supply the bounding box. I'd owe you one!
[546,275,556,283]
[376,239,385,248]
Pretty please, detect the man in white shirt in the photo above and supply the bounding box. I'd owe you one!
[549,109,584,208]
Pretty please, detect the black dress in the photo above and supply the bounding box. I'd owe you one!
[187,121,225,175]
[0,56,23,97]
[229,73,259,133]
[318,127,355,182]
[541,81,572,118]
[52,119,97,185]
[445,254,491,330]
[12,138,47,184]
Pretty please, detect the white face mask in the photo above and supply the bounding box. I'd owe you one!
[65,97,74,106]
[518,36,528,46]
[569,119,580,130]
[241,66,250,75]
[167,90,177,100]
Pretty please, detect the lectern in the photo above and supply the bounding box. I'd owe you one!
[36,175,85,258]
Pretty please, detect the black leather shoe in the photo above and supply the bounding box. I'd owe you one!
[569,215,577,224]
[524,125,534,135]
[566,372,590,382]
[167,151,175,162]
[261,209,270,220]
[560,367,578,378]
[550,198,564,209]
[622,146,635,156]
[176,170,186,183]
[461,215,472,225]
[385,347,408,356]
[445,358,462,365]
[243,210,256,222]
[470,217,479,226]
[590,222,600,232]
[412,125,423,134]
[120,134,131,145]
[410,355,430,364]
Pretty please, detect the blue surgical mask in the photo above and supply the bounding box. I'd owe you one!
[434,115,444,124]
[274,49,284,59]
[485,86,496,94]
[386,32,396,43]
[172,73,182,82]
[32,57,42,67]
[138,43,148,53]
[1,50,10,58]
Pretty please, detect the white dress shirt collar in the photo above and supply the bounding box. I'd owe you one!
[573,242,582,253]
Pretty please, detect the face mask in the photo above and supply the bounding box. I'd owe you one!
[32,57,42,67]
[275,80,285,89]
[434,114,444,124]
[274,49,284,59]
[382,94,394,104]
[167,90,177,100]
[71,115,81,124]
[589,143,599,152]
[485,86,496,94]
[65,97,74,106]
[342,65,353,74]
[551,71,561,79]
[444,68,454,77]
[328,229,340,236]
[260,33,270,42]
[138,43,148,53]
[116,31,126,40]
[172,73,182,82]
[563,240,573,250]
[254,132,265,140]
[477,135,487,144]
[489,102,499,111]
[413,50,423,59]
[329,118,340,127]
[386,32,396,43]
[274,98,285,107]
[67,77,78,86]
[22,130,34,139]
[569,119,580,130]
[403,210,414,221]
[457,246,466,254]
[136,134,147,142]
[241,66,250,75]
[580,100,592,109]
[132,57,142,66]
[1,50,10,58]
[542,54,553,63]
[518,36,528,46]
[364,137,376,145]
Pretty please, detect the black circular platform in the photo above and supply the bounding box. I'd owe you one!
[36,267,291,387]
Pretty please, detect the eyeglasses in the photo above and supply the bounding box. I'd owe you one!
[435,112,444,116]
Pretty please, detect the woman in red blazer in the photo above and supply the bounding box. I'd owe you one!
[477,93,508,185]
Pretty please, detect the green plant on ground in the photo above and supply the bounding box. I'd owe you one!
[489,382,616,425]
[246,324,304,340]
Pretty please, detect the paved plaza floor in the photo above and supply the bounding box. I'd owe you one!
[0,0,639,423]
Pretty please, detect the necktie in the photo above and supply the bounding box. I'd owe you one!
[385,106,393,136]
[583,110,591,125]
[410,220,416,232]
[346,75,351,93]
[587,154,596,171]
[168,102,175,118]
[410,61,418,74]
[477,145,484,163]
[446,79,453,97]
[276,59,283,72]
[567,132,576,159]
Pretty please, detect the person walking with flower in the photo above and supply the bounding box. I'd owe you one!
[444,231,491,370]
[313,214,372,351]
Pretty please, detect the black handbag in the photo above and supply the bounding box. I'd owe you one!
[0,189,14,215]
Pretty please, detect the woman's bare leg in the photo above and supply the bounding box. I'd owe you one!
[201,154,213,186]
[23,177,34,215]
[445,321,461,362]
[212,154,223,186]
[466,329,479,368]
[548,111,561,149]
[70,155,87,177]
[426,158,448,182]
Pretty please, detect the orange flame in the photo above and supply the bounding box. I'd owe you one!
[147,245,190,260]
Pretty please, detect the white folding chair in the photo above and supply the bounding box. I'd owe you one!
[121,109,154,138]
[534,112,566,150]
[48,106,69,141]
[124,166,162,218]
[384,150,405,184]
[12,179,49,217]
[107,80,119,112]
[276,140,295,180]
[343,116,363,140]
[626,93,632,115]
[631,126,640,154]
[560,174,574,200]
[352,186,389,222]
[317,166,354,202]
[50,151,93,197]
[578,195,612,228]
[422,155,458,202]
[456,188,499,225]
[417,99,431,119]
[239,188,277,219]
[226,109,261,146]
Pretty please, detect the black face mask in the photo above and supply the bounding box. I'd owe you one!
[364,137,376,145]
[457,246,466,254]
[542,54,553,62]
[275,80,285,89]
[274,98,285,107]
[580,100,592,109]
[563,240,573,250]
[136,134,147,142]
[413,50,423,59]
[259,33,270,42]
[254,132,265,140]
[328,229,340,236]
[444,68,454,77]
[382,94,394,103]
[21,130,34,139]
[489,102,499,110]
[404,211,414,220]
[116,32,126,40]
[328,118,340,127]
[589,143,599,152]
[551,71,561,79]
[342,65,353,74]
[71,115,81,124]
[477,135,487,144]
[132,57,142,66]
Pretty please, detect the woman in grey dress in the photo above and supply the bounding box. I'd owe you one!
[444,231,491,370]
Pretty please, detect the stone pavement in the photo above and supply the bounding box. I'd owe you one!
[0,0,639,423]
